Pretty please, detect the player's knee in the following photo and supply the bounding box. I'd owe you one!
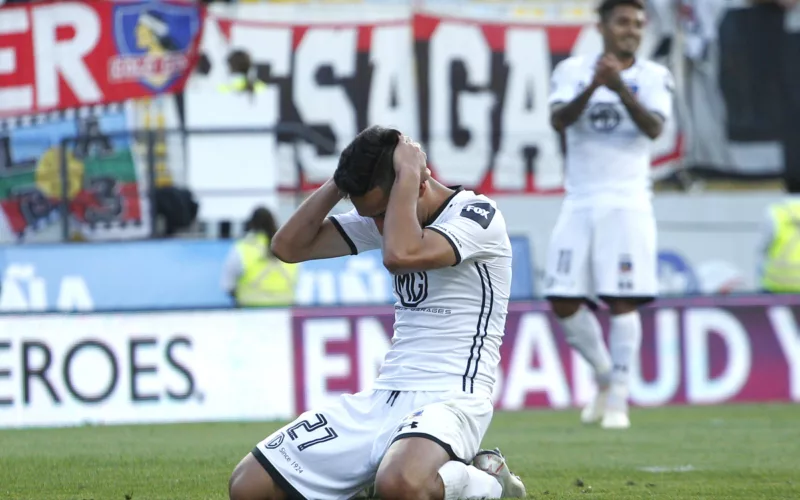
[228,468,258,500]
[228,468,251,500]
[549,298,582,319]
[375,467,435,500]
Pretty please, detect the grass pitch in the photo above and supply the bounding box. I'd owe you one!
[1,403,798,499]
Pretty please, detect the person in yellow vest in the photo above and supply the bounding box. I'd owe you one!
[221,207,298,307]
[217,49,267,95]
[759,194,800,293]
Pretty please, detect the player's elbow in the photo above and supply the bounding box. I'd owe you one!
[269,235,301,263]
[383,248,424,274]
[382,251,407,274]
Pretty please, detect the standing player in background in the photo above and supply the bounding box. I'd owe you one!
[545,0,674,429]
[228,125,526,500]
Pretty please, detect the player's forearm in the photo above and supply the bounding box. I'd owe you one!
[617,86,664,139]
[271,179,341,260]
[383,168,423,267]
[550,83,599,131]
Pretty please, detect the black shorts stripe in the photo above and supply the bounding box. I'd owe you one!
[469,263,494,392]
[597,295,656,306]
[327,216,357,255]
[463,263,487,393]
[389,432,468,464]
[251,447,307,500]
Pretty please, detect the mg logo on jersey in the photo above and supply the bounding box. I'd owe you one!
[394,272,429,307]
[589,103,622,133]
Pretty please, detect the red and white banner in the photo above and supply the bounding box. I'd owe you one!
[192,6,683,195]
[0,0,205,118]
[291,296,800,415]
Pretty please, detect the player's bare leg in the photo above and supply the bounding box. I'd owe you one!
[601,297,644,430]
[549,297,613,424]
[375,437,452,500]
[375,437,517,500]
[229,453,287,500]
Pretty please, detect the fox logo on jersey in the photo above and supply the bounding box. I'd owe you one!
[460,203,495,229]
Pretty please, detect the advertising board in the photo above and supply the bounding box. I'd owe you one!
[0,309,293,428]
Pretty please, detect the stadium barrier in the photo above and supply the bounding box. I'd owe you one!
[1,295,798,428]
[0,237,534,311]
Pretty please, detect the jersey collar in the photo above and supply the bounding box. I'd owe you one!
[424,186,464,227]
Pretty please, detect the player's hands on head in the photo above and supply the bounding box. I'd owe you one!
[393,135,430,182]
[594,53,625,92]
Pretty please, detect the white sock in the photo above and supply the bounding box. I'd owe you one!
[438,461,502,500]
[609,310,643,397]
[558,306,612,381]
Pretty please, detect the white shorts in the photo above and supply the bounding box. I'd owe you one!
[252,390,493,500]
[544,206,658,301]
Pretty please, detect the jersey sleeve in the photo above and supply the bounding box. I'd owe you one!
[548,59,580,106]
[639,66,675,121]
[427,201,507,265]
[328,208,381,255]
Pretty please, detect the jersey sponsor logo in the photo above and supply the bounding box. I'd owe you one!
[589,103,622,132]
[460,202,496,229]
[394,272,429,307]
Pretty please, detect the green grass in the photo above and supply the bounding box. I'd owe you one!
[1,404,799,499]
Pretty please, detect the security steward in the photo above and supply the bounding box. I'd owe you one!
[222,207,297,307]
[760,193,800,293]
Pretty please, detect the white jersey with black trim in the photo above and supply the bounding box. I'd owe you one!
[549,55,675,210]
[328,188,512,397]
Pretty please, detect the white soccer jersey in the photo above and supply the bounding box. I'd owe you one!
[549,55,675,209]
[329,188,512,397]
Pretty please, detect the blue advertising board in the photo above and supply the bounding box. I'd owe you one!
[0,237,535,312]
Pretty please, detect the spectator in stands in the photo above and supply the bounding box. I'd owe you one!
[195,52,212,77]
[758,186,800,293]
[221,206,298,307]
[217,49,266,96]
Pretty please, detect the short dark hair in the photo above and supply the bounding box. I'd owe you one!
[334,125,401,198]
[246,206,278,239]
[598,0,644,22]
[227,49,251,74]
